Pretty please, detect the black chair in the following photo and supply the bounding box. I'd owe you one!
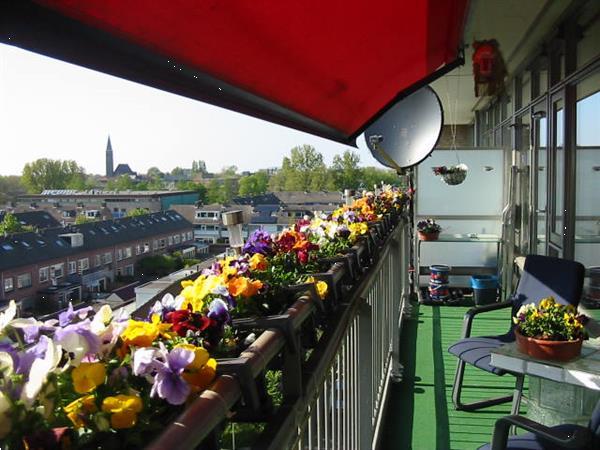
[448,255,585,412]
[478,397,600,449]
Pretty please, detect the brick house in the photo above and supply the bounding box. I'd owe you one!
[0,210,194,314]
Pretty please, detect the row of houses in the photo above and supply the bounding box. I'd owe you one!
[0,210,194,315]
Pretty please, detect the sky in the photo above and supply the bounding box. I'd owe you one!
[0,43,379,177]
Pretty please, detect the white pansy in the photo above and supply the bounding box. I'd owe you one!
[0,300,17,334]
[21,336,61,408]
[91,304,113,335]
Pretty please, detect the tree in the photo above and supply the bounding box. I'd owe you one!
[238,171,270,196]
[0,213,24,234]
[171,167,185,176]
[206,179,222,203]
[146,167,164,179]
[220,165,238,177]
[332,150,362,190]
[106,175,136,191]
[75,215,94,225]
[127,208,150,217]
[175,181,208,203]
[0,176,26,203]
[270,145,331,191]
[191,160,207,175]
[22,158,86,193]
[360,167,400,189]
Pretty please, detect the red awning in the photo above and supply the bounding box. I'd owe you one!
[2,1,468,144]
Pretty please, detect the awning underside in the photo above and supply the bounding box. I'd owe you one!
[2,0,468,144]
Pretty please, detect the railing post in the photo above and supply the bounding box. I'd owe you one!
[390,224,405,382]
[357,296,373,448]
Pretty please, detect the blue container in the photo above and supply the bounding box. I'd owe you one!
[471,275,498,305]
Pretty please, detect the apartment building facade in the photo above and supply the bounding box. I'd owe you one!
[0,211,194,314]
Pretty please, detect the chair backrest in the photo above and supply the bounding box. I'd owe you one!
[590,396,600,445]
[510,254,585,323]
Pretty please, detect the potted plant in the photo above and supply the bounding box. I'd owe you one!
[432,164,468,185]
[417,219,442,241]
[513,296,588,361]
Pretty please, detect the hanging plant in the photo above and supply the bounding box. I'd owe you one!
[432,164,468,185]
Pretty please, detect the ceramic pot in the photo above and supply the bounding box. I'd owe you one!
[515,328,583,362]
[418,231,440,241]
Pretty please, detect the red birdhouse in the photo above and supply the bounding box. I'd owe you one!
[472,40,506,97]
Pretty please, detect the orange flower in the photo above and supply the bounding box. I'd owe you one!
[227,277,263,298]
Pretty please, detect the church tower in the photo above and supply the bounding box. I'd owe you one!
[106,136,114,177]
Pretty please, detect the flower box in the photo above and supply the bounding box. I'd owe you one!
[418,231,440,241]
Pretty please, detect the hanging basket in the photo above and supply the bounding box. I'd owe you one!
[442,170,467,185]
[433,164,468,186]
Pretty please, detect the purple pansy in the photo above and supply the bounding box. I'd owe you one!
[243,229,273,256]
[207,298,231,324]
[150,347,195,405]
[58,303,93,327]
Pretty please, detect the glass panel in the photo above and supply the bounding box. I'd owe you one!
[575,70,600,275]
[521,72,532,108]
[517,114,531,254]
[551,98,564,240]
[536,114,548,255]
[576,3,600,69]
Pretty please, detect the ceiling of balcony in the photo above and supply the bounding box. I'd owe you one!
[431,0,574,125]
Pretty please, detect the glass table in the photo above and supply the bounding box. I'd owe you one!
[491,339,600,426]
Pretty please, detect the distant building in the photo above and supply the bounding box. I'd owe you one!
[13,189,200,222]
[105,136,136,178]
[0,211,194,314]
[0,211,61,230]
[106,136,114,177]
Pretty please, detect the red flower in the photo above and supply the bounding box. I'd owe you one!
[166,309,215,337]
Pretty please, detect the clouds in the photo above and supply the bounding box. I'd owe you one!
[0,44,380,176]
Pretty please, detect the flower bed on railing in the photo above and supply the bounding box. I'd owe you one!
[0,185,410,449]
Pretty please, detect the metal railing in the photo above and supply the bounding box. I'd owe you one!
[144,216,411,450]
[267,217,411,450]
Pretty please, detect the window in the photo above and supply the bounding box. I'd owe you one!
[124,247,132,258]
[78,258,89,272]
[168,236,173,246]
[135,244,141,255]
[181,233,186,242]
[52,263,64,279]
[104,252,112,264]
[95,254,102,267]
[124,265,134,276]
[68,261,77,274]
[174,234,180,244]
[116,267,123,276]
[4,277,13,292]
[116,249,123,261]
[39,267,49,283]
[17,273,32,289]
[153,240,158,250]
[187,231,193,240]
[159,238,166,248]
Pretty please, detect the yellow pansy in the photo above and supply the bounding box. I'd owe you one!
[72,362,106,394]
[176,343,210,371]
[182,357,217,391]
[249,253,268,271]
[101,395,143,429]
[64,394,97,429]
[180,275,225,312]
[121,314,172,347]
[539,297,555,310]
[306,276,329,300]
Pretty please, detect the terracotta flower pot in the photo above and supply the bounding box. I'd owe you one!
[515,328,583,362]
[418,231,440,241]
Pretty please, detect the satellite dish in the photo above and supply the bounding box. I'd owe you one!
[363,86,443,170]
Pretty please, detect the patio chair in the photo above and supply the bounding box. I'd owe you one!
[478,396,600,449]
[448,255,585,412]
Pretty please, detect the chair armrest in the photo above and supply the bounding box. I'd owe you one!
[461,300,513,338]
[491,415,592,450]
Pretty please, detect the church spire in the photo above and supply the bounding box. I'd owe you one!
[106,135,114,177]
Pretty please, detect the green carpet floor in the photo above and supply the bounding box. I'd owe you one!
[380,302,526,450]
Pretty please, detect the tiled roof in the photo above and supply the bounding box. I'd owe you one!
[0,211,192,271]
[0,211,61,229]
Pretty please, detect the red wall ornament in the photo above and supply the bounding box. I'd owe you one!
[472,40,507,97]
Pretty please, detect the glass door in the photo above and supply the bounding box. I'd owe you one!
[531,102,548,255]
[549,92,565,256]
[514,112,531,256]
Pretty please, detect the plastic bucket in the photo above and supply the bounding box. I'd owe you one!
[471,275,498,305]
[430,265,451,284]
